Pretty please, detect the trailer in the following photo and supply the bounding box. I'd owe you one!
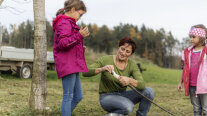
[0,46,55,79]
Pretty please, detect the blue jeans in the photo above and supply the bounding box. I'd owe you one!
[189,86,207,116]
[61,73,83,116]
[100,87,154,116]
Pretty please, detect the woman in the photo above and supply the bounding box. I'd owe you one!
[83,36,154,116]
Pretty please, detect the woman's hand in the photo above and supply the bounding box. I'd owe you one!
[119,76,130,86]
[79,27,90,38]
[101,65,114,73]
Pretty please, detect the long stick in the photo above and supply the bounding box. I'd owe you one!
[111,71,176,116]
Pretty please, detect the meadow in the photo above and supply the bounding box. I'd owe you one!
[0,52,193,116]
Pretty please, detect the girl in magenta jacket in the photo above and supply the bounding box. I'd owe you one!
[178,24,207,116]
[52,0,89,115]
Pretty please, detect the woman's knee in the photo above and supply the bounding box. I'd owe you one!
[103,101,134,115]
[124,102,134,114]
[143,87,154,100]
[100,95,134,114]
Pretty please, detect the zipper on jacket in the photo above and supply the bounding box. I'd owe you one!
[67,40,77,46]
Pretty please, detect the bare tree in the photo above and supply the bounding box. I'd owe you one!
[0,0,30,15]
[29,0,47,113]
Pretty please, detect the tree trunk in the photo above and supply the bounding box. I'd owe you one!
[0,24,3,46]
[29,0,47,112]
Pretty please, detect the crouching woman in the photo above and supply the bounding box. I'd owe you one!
[83,36,154,116]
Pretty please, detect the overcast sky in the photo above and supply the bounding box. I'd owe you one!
[0,0,207,41]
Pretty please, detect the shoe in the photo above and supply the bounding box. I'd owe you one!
[104,113,125,116]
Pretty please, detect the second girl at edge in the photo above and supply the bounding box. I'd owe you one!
[178,24,207,116]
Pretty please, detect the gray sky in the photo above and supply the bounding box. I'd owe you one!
[0,0,207,41]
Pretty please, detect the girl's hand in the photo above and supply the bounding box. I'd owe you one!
[119,76,130,86]
[79,27,90,38]
[101,65,114,73]
[177,82,182,92]
[83,46,87,52]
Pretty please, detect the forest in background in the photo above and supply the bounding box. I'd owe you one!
[1,20,191,69]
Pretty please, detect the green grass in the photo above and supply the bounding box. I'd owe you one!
[142,64,182,84]
[0,52,193,116]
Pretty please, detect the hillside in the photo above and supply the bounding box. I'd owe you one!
[0,51,192,116]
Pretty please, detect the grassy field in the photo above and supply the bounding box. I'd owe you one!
[0,53,193,116]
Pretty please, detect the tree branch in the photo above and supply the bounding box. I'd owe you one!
[11,0,31,4]
[0,0,4,6]
[1,6,25,15]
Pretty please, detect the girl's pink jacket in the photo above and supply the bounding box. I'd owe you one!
[52,15,88,78]
[182,45,207,96]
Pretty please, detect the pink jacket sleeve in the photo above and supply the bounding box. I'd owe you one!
[181,51,184,61]
[181,51,184,69]
[55,20,83,50]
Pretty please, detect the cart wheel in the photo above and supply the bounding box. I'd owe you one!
[19,64,32,79]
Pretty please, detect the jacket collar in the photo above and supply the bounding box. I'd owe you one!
[52,15,77,31]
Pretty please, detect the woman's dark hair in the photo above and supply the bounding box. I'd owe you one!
[192,24,207,46]
[56,0,86,16]
[118,36,136,54]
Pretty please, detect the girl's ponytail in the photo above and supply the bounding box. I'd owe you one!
[56,0,86,16]
[56,8,65,16]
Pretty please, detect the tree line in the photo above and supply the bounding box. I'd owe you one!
[1,20,190,69]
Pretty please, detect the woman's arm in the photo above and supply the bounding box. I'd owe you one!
[129,78,138,87]
[119,76,138,87]
[94,68,104,74]
[82,56,114,77]
[131,61,145,90]
[83,65,114,77]
[118,61,144,89]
